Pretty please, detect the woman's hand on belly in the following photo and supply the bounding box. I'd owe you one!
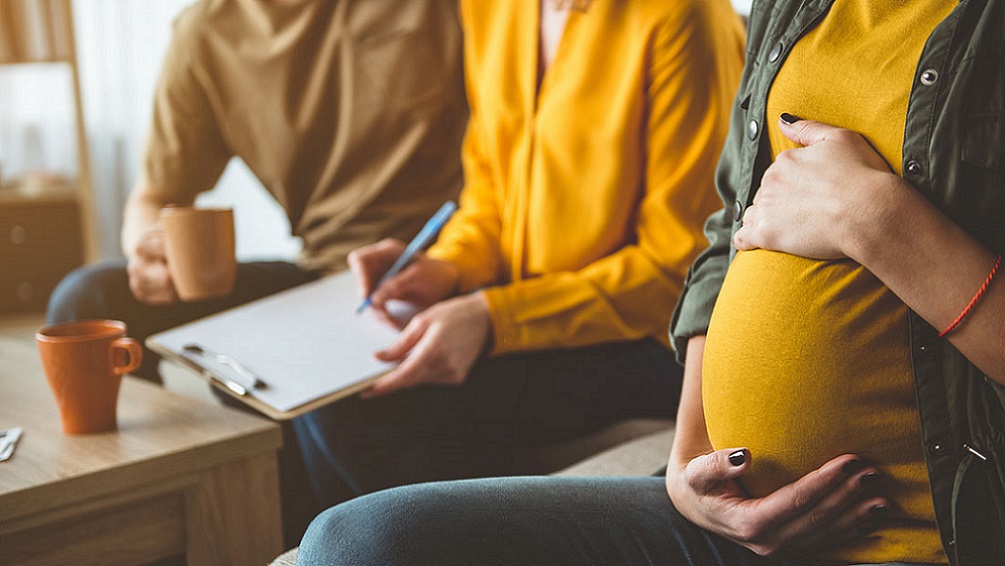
[733,117,905,261]
[666,448,891,559]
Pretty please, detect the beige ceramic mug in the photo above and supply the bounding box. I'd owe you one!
[161,206,237,301]
[36,320,142,434]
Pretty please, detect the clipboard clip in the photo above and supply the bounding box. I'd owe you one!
[181,343,265,396]
[0,426,24,462]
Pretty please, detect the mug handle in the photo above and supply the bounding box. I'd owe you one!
[110,337,143,376]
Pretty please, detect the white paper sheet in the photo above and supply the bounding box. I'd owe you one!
[148,271,400,413]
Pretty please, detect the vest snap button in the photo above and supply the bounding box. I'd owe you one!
[768,42,783,63]
[920,68,939,86]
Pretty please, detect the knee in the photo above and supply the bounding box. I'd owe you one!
[296,491,406,566]
[46,261,129,324]
[296,485,456,566]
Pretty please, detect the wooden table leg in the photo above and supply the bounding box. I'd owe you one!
[185,452,283,565]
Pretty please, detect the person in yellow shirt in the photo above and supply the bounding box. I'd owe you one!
[291,0,744,507]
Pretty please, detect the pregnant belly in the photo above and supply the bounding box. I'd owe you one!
[702,249,922,498]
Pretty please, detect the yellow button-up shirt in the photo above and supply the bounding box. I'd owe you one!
[428,0,744,355]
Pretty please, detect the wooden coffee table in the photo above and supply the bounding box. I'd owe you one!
[0,336,284,565]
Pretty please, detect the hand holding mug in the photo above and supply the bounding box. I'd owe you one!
[127,226,179,305]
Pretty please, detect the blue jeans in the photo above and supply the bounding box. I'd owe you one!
[292,339,681,509]
[296,476,933,566]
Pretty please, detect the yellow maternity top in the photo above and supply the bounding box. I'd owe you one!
[427,0,744,355]
[703,1,954,563]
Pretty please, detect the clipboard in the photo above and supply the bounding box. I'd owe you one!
[147,271,401,420]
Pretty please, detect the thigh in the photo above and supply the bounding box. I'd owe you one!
[293,340,682,504]
[48,259,317,333]
[296,476,807,566]
[293,377,488,501]
[47,259,318,380]
[469,339,683,445]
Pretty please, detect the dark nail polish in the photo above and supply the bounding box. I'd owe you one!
[860,472,880,487]
[842,459,864,474]
[869,504,887,515]
[728,450,745,466]
[780,112,801,124]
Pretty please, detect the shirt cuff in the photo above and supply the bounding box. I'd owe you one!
[482,285,522,356]
[669,265,723,364]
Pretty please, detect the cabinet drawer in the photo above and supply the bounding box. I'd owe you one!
[0,279,51,312]
[0,203,82,261]
[0,201,84,314]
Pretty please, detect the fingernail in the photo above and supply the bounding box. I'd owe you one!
[860,472,880,487]
[728,450,745,466]
[780,112,801,124]
[869,504,887,514]
[842,459,864,474]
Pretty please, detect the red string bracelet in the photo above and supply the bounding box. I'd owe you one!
[939,255,1002,338]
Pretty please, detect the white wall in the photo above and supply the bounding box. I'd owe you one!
[0,64,76,184]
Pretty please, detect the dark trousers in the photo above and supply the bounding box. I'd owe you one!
[296,476,928,566]
[46,259,320,547]
[46,259,319,383]
[292,338,682,509]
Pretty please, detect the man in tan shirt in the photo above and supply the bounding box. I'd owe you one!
[48,0,466,381]
[46,0,466,543]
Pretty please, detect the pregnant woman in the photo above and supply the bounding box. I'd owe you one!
[669,0,1004,563]
[296,1,1004,564]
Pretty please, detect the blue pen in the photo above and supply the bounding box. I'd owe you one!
[356,201,458,314]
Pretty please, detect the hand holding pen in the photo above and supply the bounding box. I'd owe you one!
[350,201,460,320]
[347,200,493,398]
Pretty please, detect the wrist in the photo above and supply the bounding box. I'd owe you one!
[471,291,494,354]
[664,457,699,516]
[841,172,908,265]
[429,258,462,297]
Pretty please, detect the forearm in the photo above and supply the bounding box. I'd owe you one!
[667,336,712,473]
[483,247,680,355]
[847,175,1005,383]
[425,182,502,294]
[664,336,723,530]
[428,58,504,294]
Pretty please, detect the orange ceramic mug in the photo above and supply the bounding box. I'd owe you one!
[36,320,142,434]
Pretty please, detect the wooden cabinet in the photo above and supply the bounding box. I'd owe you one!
[0,192,83,314]
[0,0,97,313]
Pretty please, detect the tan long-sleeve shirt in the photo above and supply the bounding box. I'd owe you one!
[143,0,468,272]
